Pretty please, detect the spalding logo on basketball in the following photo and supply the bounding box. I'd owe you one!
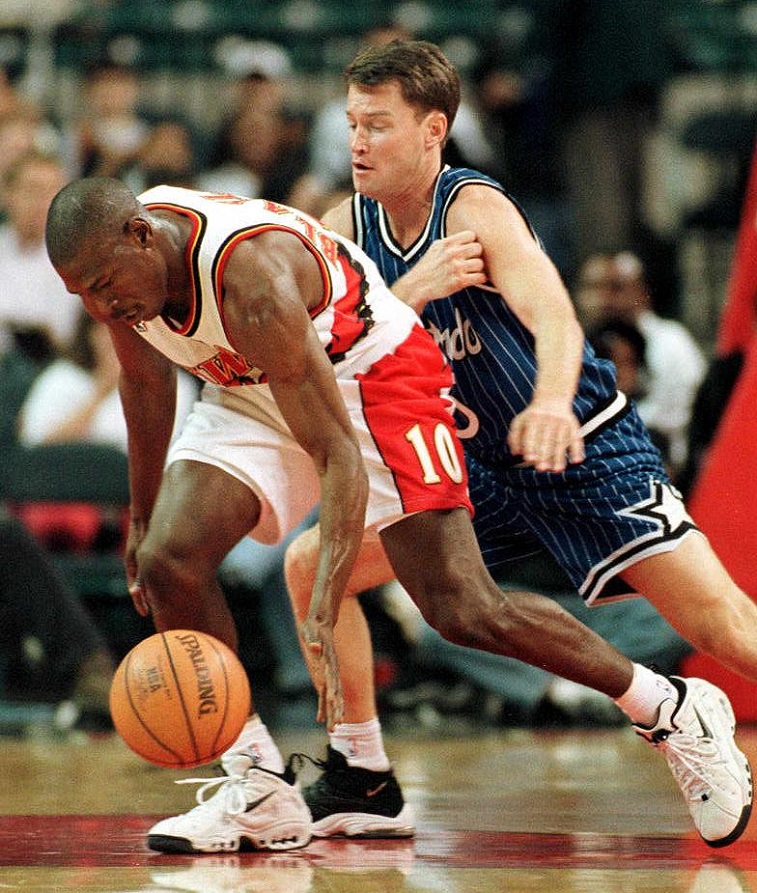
[109,629,251,768]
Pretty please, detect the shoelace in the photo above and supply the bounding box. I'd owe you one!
[174,774,252,817]
[172,754,305,818]
[289,752,324,773]
[661,731,725,801]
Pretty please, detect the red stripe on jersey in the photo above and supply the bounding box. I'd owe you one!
[212,224,333,330]
[323,245,374,362]
[144,202,204,334]
[357,325,473,517]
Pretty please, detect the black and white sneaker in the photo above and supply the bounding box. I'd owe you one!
[303,746,415,838]
[147,754,312,854]
[634,676,752,847]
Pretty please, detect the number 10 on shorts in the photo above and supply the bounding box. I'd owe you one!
[405,423,464,485]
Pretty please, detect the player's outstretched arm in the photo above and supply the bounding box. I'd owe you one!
[390,231,488,313]
[450,185,586,472]
[221,230,369,726]
[109,323,178,613]
[322,199,487,315]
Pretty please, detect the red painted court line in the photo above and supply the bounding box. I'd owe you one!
[0,815,755,871]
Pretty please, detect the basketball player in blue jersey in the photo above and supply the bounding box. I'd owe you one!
[280,40,756,847]
[44,176,736,855]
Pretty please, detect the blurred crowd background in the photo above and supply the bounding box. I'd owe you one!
[1,1,755,334]
[0,0,755,734]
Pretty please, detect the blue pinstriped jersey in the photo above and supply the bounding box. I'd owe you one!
[352,166,618,465]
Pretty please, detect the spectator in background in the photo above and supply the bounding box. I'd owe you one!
[469,39,573,276]
[550,0,674,278]
[198,42,309,205]
[589,317,647,402]
[0,150,79,358]
[0,112,52,200]
[13,310,194,596]
[18,309,198,452]
[63,62,151,179]
[17,310,123,450]
[0,64,23,120]
[575,251,706,477]
[588,316,673,470]
[0,65,62,201]
[0,510,115,732]
[471,51,557,205]
[119,118,198,194]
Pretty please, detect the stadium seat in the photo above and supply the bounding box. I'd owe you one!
[0,442,130,596]
[0,442,149,659]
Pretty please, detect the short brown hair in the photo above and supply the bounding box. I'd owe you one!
[345,40,460,133]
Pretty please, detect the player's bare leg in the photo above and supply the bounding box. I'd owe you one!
[285,524,394,724]
[285,524,413,837]
[622,535,757,681]
[139,460,311,854]
[135,460,259,652]
[381,509,634,694]
[290,511,635,704]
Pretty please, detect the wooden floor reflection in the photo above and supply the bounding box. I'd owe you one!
[1,723,756,892]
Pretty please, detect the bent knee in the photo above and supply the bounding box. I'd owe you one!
[137,532,209,601]
[137,539,179,589]
[418,576,511,649]
[284,538,319,619]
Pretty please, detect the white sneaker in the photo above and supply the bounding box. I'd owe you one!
[634,676,753,847]
[147,755,312,853]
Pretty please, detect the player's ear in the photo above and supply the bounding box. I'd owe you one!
[425,110,448,149]
[124,216,153,247]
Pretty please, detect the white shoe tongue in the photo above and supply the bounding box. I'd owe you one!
[220,751,256,777]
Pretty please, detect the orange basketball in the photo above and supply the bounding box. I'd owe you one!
[109,629,251,768]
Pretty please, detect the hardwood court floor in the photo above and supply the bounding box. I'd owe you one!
[1,722,756,892]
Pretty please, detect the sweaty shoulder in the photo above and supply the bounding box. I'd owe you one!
[321,195,355,241]
[446,181,535,243]
[222,227,328,314]
[445,180,508,224]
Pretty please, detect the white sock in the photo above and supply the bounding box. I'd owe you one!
[225,714,285,774]
[614,664,678,727]
[329,717,391,771]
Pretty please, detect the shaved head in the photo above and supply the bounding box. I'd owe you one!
[45,176,142,268]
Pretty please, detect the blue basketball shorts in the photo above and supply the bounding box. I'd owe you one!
[467,404,702,605]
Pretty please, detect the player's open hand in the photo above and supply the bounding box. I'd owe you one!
[508,400,585,472]
[299,614,344,730]
[395,231,488,311]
